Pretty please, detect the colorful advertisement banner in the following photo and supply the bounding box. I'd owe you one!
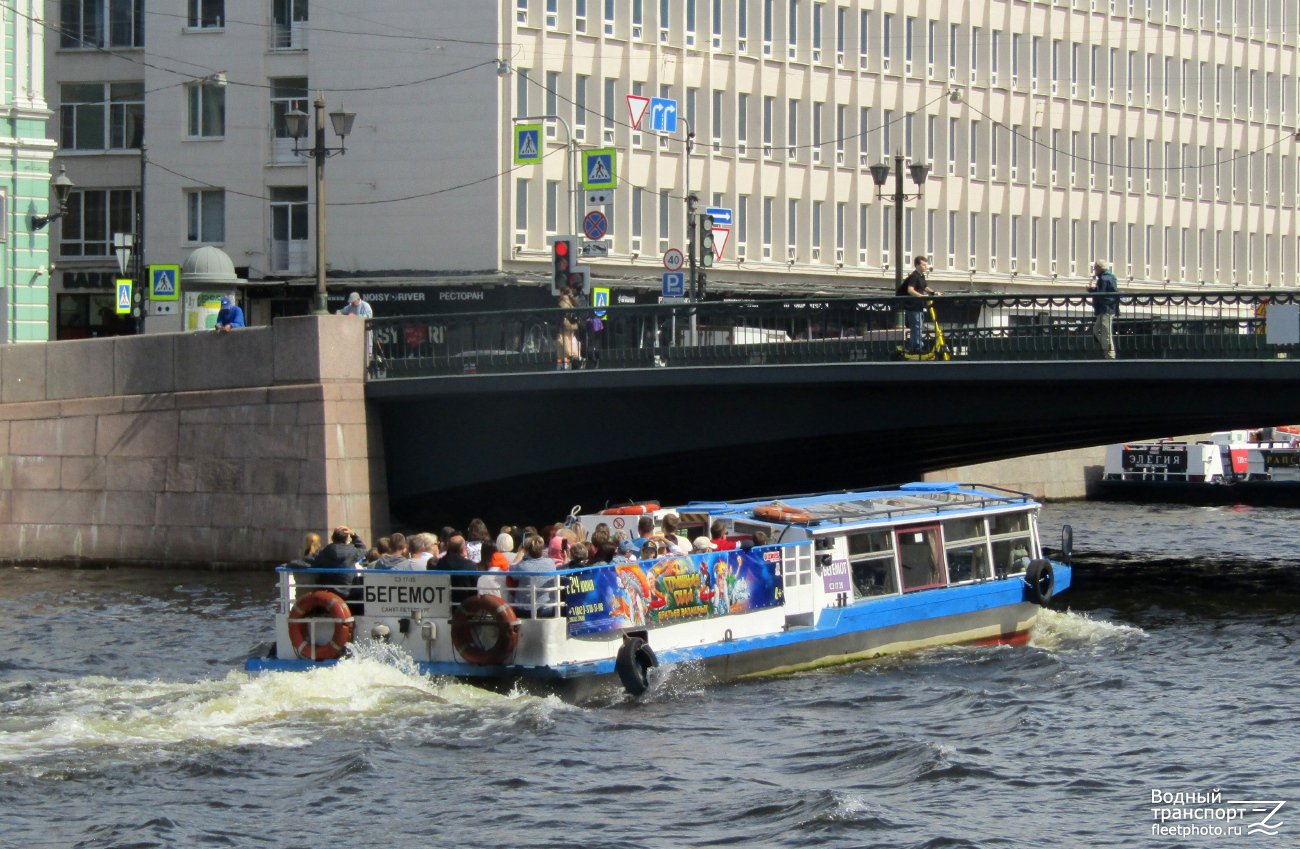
[565,547,785,637]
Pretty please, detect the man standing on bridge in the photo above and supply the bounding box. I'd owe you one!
[898,256,940,354]
[1088,259,1120,359]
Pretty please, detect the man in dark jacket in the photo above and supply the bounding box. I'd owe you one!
[437,535,479,604]
[1087,259,1120,359]
[309,526,367,591]
[898,256,939,353]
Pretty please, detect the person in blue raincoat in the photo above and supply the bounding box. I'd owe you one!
[215,294,245,332]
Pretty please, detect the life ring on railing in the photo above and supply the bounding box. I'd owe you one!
[615,636,659,697]
[753,503,815,524]
[600,501,661,516]
[451,594,520,665]
[1024,559,1055,606]
[288,590,355,661]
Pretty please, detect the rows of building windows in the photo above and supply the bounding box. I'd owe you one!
[58,0,308,50]
[57,75,314,152]
[518,0,1300,58]
[515,172,1300,283]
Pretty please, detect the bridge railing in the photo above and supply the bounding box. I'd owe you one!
[365,291,1300,379]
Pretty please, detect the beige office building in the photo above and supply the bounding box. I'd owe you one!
[44,0,1300,338]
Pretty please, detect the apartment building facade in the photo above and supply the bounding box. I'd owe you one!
[44,0,1300,338]
[0,0,54,344]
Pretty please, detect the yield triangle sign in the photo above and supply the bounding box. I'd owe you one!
[626,95,651,130]
[713,227,730,259]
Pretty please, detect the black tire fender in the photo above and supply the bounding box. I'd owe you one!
[1024,559,1055,606]
[615,636,659,697]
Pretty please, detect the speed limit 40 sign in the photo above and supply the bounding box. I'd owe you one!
[663,248,684,271]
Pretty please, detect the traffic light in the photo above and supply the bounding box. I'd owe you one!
[696,271,707,300]
[550,236,576,295]
[699,214,715,268]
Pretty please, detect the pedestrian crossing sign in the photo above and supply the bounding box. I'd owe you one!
[582,149,616,190]
[116,279,133,314]
[514,123,542,164]
[149,265,180,301]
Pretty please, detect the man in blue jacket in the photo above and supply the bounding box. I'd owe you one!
[1087,259,1119,359]
[215,294,244,332]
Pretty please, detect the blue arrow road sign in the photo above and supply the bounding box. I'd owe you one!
[583,210,608,240]
[705,207,733,225]
[662,271,685,297]
[649,97,678,132]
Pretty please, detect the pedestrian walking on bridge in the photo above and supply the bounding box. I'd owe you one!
[1088,259,1119,359]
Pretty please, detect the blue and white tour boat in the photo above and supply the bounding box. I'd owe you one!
[246,483,1072,700]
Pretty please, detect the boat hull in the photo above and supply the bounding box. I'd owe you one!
[1093,478,1300,507]
[246,567,1067,703]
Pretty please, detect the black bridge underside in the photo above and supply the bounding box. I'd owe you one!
[368,360,1300,526]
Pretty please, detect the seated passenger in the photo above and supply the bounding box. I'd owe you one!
[405,533,437,569]
[660,513,689,553]
[371,532,410,570]
[287,532,321,568]
[495,532,515,559]
[466,518,492,563]
[513,535,559,617]
[640,541,660,561]
[565,542,590,569]
[547,535,569,566]
[476,541,510,597]
[308,526,367,590]
[593,541,619,564]
[692,536,718,554]
[709,520,737,551]
[438,535,479,604]
[615,539,640,563]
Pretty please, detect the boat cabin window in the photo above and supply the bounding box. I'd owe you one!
[989,510,1035,576]
[895,525,946,592]
[943,517,992,583]
[990,512,1030,536]
[847,530,897,598]
[733,521,773,540]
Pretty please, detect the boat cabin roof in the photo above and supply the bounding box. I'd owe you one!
[686,483,1037,534]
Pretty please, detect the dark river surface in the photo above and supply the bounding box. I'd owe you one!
[2,502,1298,849]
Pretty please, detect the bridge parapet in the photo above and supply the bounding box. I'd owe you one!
[366,291,1299,380]
[0,316,384,567]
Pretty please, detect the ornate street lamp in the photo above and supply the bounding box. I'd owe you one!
[287,96,356,314]
[871,153,931,293]
[33,165,75,231]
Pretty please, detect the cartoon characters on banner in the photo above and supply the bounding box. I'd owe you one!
[566,548,784,637]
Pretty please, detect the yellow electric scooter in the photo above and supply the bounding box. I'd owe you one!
[896,300,952,361]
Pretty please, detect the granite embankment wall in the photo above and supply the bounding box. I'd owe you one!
[0,316,387,567]
[925,445,1108,500]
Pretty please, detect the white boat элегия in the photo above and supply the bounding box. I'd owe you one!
[1096,426,1300,506]
[246,483,1072,701]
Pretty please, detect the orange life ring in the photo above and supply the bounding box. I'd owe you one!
[451,594,520,665]
[753,503,815,524]
[600,501,661,516]
[288,590,355,661]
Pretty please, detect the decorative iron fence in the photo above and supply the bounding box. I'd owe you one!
[366,291,1300,380]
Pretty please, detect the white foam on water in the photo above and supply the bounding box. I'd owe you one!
[0,645,575,765]
[1029,608,1145,650]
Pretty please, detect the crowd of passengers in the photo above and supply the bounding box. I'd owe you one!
[291,515,771,611]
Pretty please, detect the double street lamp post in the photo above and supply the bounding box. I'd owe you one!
[870,153,931,293]
[284,96,356,315]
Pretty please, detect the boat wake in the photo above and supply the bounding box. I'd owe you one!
[1029,608,1145,650]
[0,642,575,775]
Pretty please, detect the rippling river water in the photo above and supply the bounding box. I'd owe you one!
[2,502,1298,849]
